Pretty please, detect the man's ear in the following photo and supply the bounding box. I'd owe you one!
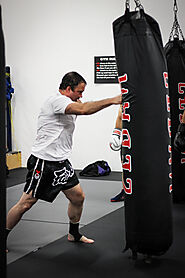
[66,86,71,93]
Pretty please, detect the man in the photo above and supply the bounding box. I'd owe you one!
[109,105,124,202]
[174,109,185,152]
[6,71,121,247]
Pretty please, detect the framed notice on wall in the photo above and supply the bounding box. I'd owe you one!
[94,56,118,84]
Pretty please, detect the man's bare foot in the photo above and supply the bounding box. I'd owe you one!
[68,234,94,244]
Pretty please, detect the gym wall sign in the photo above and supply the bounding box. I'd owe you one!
[94,56,119,84]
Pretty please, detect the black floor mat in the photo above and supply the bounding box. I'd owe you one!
[7,204,185,278]
[6,168,122,188]
[6,168,27,188]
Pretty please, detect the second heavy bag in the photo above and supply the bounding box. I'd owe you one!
[165,39,185,203]
[164,0,185,203]
[113,2,173,257]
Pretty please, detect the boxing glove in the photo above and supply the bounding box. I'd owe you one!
[174,123,185,152]
[110,128,122,151]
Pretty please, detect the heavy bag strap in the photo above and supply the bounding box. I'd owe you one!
[169,0,184,41]
[125,0,144,11]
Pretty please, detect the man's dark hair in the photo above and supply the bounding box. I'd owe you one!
[59,72,87,91]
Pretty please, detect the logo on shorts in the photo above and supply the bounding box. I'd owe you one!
[52,166,74,187]
[34,170,40,180]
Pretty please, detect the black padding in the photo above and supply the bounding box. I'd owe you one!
[113,8,173,256]
[0,5,7,275]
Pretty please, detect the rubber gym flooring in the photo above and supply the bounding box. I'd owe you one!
[6,168,123,264]
[6,168,185,278]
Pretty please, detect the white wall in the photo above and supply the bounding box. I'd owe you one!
[1,0,185,170]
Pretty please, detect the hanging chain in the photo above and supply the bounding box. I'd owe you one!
[134,0,144,10]
[169,0,184,40]
[174,0,179,38]
[125,0,143,10]
[134,0,142,9]
[125,0,130,10]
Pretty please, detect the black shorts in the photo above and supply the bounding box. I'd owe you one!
[24,155,79,203]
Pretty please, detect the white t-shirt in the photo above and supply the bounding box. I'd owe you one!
[31,92,77,161]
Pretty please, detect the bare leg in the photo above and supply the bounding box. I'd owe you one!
[7,192,38,230]
[62,183,94,244]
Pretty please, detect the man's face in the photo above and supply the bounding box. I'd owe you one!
[70,82,86,101]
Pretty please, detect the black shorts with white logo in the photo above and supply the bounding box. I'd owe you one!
[24,155,79,202]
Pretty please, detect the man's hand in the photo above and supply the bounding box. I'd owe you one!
[110,128,122,151]
[112,94,122,105]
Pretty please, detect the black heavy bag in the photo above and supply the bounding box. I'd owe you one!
[113,0,173,257]
[6,66,14,152]
[164,0,185,203]
[0,5,7,274]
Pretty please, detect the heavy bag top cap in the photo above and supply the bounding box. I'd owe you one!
[113,10,161,45]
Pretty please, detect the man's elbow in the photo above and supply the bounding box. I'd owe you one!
[66,108,88,115]
[78,109,89,115]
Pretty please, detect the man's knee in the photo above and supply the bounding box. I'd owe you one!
[21,200,35,212]
[63,184,85,206]
[71,191,85,207]
[17,195,37,213]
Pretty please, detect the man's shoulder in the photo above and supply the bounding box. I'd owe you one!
[47,92,71,102]
[44,92,73,113]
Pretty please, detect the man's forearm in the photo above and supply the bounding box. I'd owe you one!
[82,97,117,115]
[182,110,185,123]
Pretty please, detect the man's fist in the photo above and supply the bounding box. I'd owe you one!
[174,123,185,152]
[110,128,122,151]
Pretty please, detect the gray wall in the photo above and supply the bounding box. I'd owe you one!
[1,0,185,170]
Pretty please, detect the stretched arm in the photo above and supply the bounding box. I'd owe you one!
[109,105,122,151]
[182,110,185,123]
[115,105,122,129]
[65,94,121,115]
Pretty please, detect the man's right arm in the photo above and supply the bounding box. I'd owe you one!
[65,94,121,115]
[115,105,122,129]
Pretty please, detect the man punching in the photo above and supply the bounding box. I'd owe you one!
[6,71,121,249]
